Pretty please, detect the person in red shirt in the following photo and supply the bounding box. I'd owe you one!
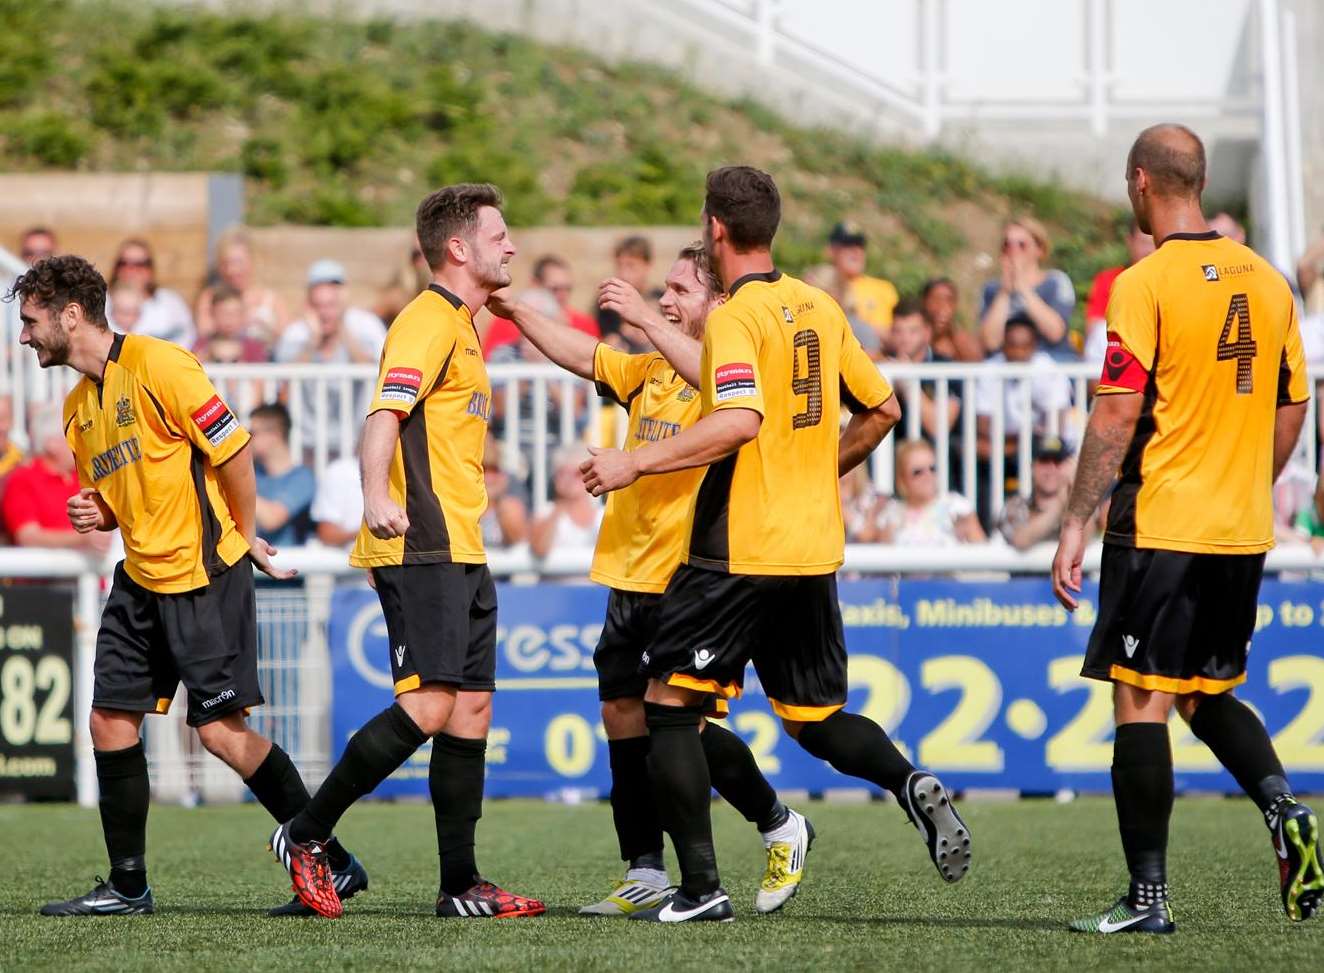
[1083,220,1154,362]
[484,255,599,358]
[2,403,109,554]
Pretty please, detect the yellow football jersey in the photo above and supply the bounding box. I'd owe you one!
[63,334,251,593]
[1097,232,1308,554]
[590,343,703,593]
[687,271,893,575]
[351,284,491,568]
[0,441,23,478]
[845,274,900,334]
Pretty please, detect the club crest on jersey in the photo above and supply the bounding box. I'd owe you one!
[381,367,423,404]
[114,395,135,428]
[1202,264,1220,282]
[190,395,238,447]
[714,362,756,401]
[677,385,697,402]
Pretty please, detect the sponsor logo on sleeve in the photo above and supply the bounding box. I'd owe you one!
[190,395,239,447]
[380,366,423,404]
[714,362,757,402]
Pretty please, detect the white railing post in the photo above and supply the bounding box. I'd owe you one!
[1257,0,1293,274]
[1086,0,1109,138]
[1280,7,1306,261]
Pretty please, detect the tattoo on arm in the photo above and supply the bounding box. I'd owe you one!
[1065,414,1133,523]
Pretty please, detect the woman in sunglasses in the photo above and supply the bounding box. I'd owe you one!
[978,216,1077,361]
[861,439,985,547]
[107,238,196,347]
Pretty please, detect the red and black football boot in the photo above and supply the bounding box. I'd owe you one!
[436,879,546,918]
[269,823,342,919]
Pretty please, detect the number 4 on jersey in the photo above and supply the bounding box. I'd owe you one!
[1216,293,1256,394]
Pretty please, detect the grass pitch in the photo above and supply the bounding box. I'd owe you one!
[2,796,1319,971]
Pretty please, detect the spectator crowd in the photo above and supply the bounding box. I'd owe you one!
[7,211,1324,565]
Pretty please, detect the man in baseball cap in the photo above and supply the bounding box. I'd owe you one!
[827,221,900,346]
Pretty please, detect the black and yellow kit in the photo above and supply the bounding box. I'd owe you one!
[352,284,497,694]
[64,333,259,723]
[1084,232,1308,694]
[643,271,893,720]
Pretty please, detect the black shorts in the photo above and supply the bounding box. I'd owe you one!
[595,589,661,701]
[93,556,262,727]
[642,564,847,722]
[1082,544,1266,695]
[371,562,498,694]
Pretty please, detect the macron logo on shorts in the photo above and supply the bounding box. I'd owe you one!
[714,363,756,402]
[380,367,423,404]
[191,395,239,448]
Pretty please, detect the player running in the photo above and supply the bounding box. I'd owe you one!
[1052,124,1322,934]
[581,166,972,923]
[488,243,815,916]
[10,256,365,917]
[267,184,544,920]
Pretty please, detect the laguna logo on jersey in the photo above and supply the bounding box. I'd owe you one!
[714,362,756,401]
[191,395,238,447]
[1202,264,1220,282]
[380,367,423,404]
[781,305,795,325]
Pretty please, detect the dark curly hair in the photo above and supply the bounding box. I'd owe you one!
[416,183,504,271]
[4,255,109,329]
[704,166,781,251]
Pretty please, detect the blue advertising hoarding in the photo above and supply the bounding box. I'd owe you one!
[329,579,1324,796]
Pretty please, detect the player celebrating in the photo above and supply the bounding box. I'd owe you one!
[581,166,973,923]
[490,243,815,916]
[267,184,544,920]
[1052,124,1322,933]
[10,256,364,917]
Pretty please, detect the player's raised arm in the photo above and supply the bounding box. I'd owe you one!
[487,287,597,380]
[598,277,702,387]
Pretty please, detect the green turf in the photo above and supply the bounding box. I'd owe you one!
[1,796,1318,971]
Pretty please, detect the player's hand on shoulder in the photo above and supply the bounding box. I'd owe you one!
[249,537,298,581]
[364,494,410,540]
[580,444,638,497]
[486,287,517,320]
[598,278,648,326]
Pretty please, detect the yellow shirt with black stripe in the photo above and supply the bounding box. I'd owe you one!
[351,284,490,568]
[1097,232,1309,555]
[63,333,251,593]
[590,343,703,593]
[687,270,893,575]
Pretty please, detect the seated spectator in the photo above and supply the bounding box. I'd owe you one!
[840,465,880,543]
[921,277,984,362]
[596,236,656,349]
[250,403,315,548]
[1083,221,1154,363]
[480,434,530,548]
[996,435,1074,550]
[861,440,984,546]
[1291,474,1324,554]
[310,453,361,548]
[18,226,56,266]
[106,238,196,346]
[1,404,109,554]
[108,281,146,334]
[195,227,288,342]
[193,284,269,363]
[275,260,385,366]
[529,447,602,559]
[979,217,1077,360]
[974,319,1073,458]
[827,221,899,349]
[485,255,600,357]
[888,298,961,441]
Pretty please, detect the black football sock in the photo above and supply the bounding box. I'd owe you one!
[1112,722,1172,902]
[96,742,150,898]
[290,703,427,844]
[645,702,719,898]
[795,710,916,800]
[242,742,351,869]
[700,721,786,832]
[607,735,665,866]
[1188,692,1292,816]
[430,732,487,896]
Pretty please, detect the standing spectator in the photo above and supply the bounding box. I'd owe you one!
[979,216,1077,360]
[18,227,56,266]
[803,262,882,359]
[862,440,985,546]
[310,453,362,548]
[529,447,602,559]
[921,277,983,362]
[106,239,195,347]
[996,435,1074,550]
[827,221,899,346]
[888,298,962,442]
[195,227,288,343]
[480,434,530,549]
[193,285,269,364]
[1,404,108,554]
[1082,222,1155,363]
[595,236,654,345]
[249,403,315,548]
[1297,228,1324,316]
[275,260,385,366]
